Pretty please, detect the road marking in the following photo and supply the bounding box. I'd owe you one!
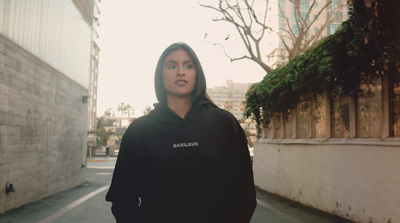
[38,185,110,223]
[87,166,114,169]
[96,172,112,176]
[256,199,303,223]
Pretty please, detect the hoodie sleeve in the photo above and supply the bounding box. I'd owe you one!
[224,119,257,223]
[105,128,140,222]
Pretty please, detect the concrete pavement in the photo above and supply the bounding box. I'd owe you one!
[0,156,353,223]
[252,188,353,223]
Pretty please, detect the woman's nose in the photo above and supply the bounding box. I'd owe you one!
[177,66,185,76]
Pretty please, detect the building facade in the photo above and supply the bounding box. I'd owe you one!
[207,80,251,120]
[266,0,348,68]
[0,0,94,214]
[87,0,101,148]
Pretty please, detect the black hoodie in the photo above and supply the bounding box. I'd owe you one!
[105,100,256,223]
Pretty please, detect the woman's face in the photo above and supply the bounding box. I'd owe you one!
[162,49,196,100]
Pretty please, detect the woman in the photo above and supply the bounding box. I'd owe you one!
[106,42,256,223]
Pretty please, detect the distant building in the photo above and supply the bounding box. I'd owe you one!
[0,0,96,214]
[102,116,134,130]
[98,116,134,156]
[207,80,251,120]
[207,80,256,147]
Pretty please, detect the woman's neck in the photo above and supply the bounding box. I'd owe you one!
[166,96,192,119]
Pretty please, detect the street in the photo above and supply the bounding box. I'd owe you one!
[0,157,353,223]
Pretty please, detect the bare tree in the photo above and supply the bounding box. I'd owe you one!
[104,108,115,117]
[118,102,134,118]
[201,0,274,73]
[96,117,114,147]
[200,0,346,72]
[223,100,233,111]
[143,106,152,115]
[279,0,346,60]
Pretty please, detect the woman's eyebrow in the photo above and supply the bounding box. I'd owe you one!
[165,60,177,64]
[165,60,193,64]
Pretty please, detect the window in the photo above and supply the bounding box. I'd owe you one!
[279,0,285,8]
[279,23,286,33]
[279,40,285,47]
[314,27,318,33]
[291,0,309,10]
[332,0,340,8]
[301,12,309,22]
[292,11,309,22]
[335,12,343,22]
[279,10,285,22]
[292,24,299,35]
[300,0,309,10]
[328,24,340,35]
[291,11,296,22]
[107,119,117,127]
[280,49,285,57]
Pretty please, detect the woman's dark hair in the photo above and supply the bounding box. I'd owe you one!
[154,42,211,105]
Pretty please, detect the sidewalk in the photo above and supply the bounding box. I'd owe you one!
[252,189,354,223]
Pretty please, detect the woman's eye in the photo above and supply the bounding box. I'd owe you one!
[185,64,194,69]
[168,65,176,69]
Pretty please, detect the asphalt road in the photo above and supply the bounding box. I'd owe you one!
[0,157,353,223]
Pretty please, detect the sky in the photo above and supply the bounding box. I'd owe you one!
[96,0,268,117]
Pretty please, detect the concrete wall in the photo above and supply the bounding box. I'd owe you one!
[0,34,87,213]
[0,0,92,88]
[253,139,400,223]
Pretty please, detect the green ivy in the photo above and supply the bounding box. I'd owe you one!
[244,0,400,134]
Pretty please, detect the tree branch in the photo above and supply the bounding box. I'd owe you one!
[200,0,343,73]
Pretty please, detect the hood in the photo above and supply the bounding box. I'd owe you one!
[150,99,214,124]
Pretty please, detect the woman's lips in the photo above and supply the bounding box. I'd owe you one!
[175,80,188,86]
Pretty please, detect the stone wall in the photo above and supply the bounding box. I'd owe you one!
[254,139,400,223]
[0,34,87,213]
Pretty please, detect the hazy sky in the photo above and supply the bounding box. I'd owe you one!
[96,0,267,117]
